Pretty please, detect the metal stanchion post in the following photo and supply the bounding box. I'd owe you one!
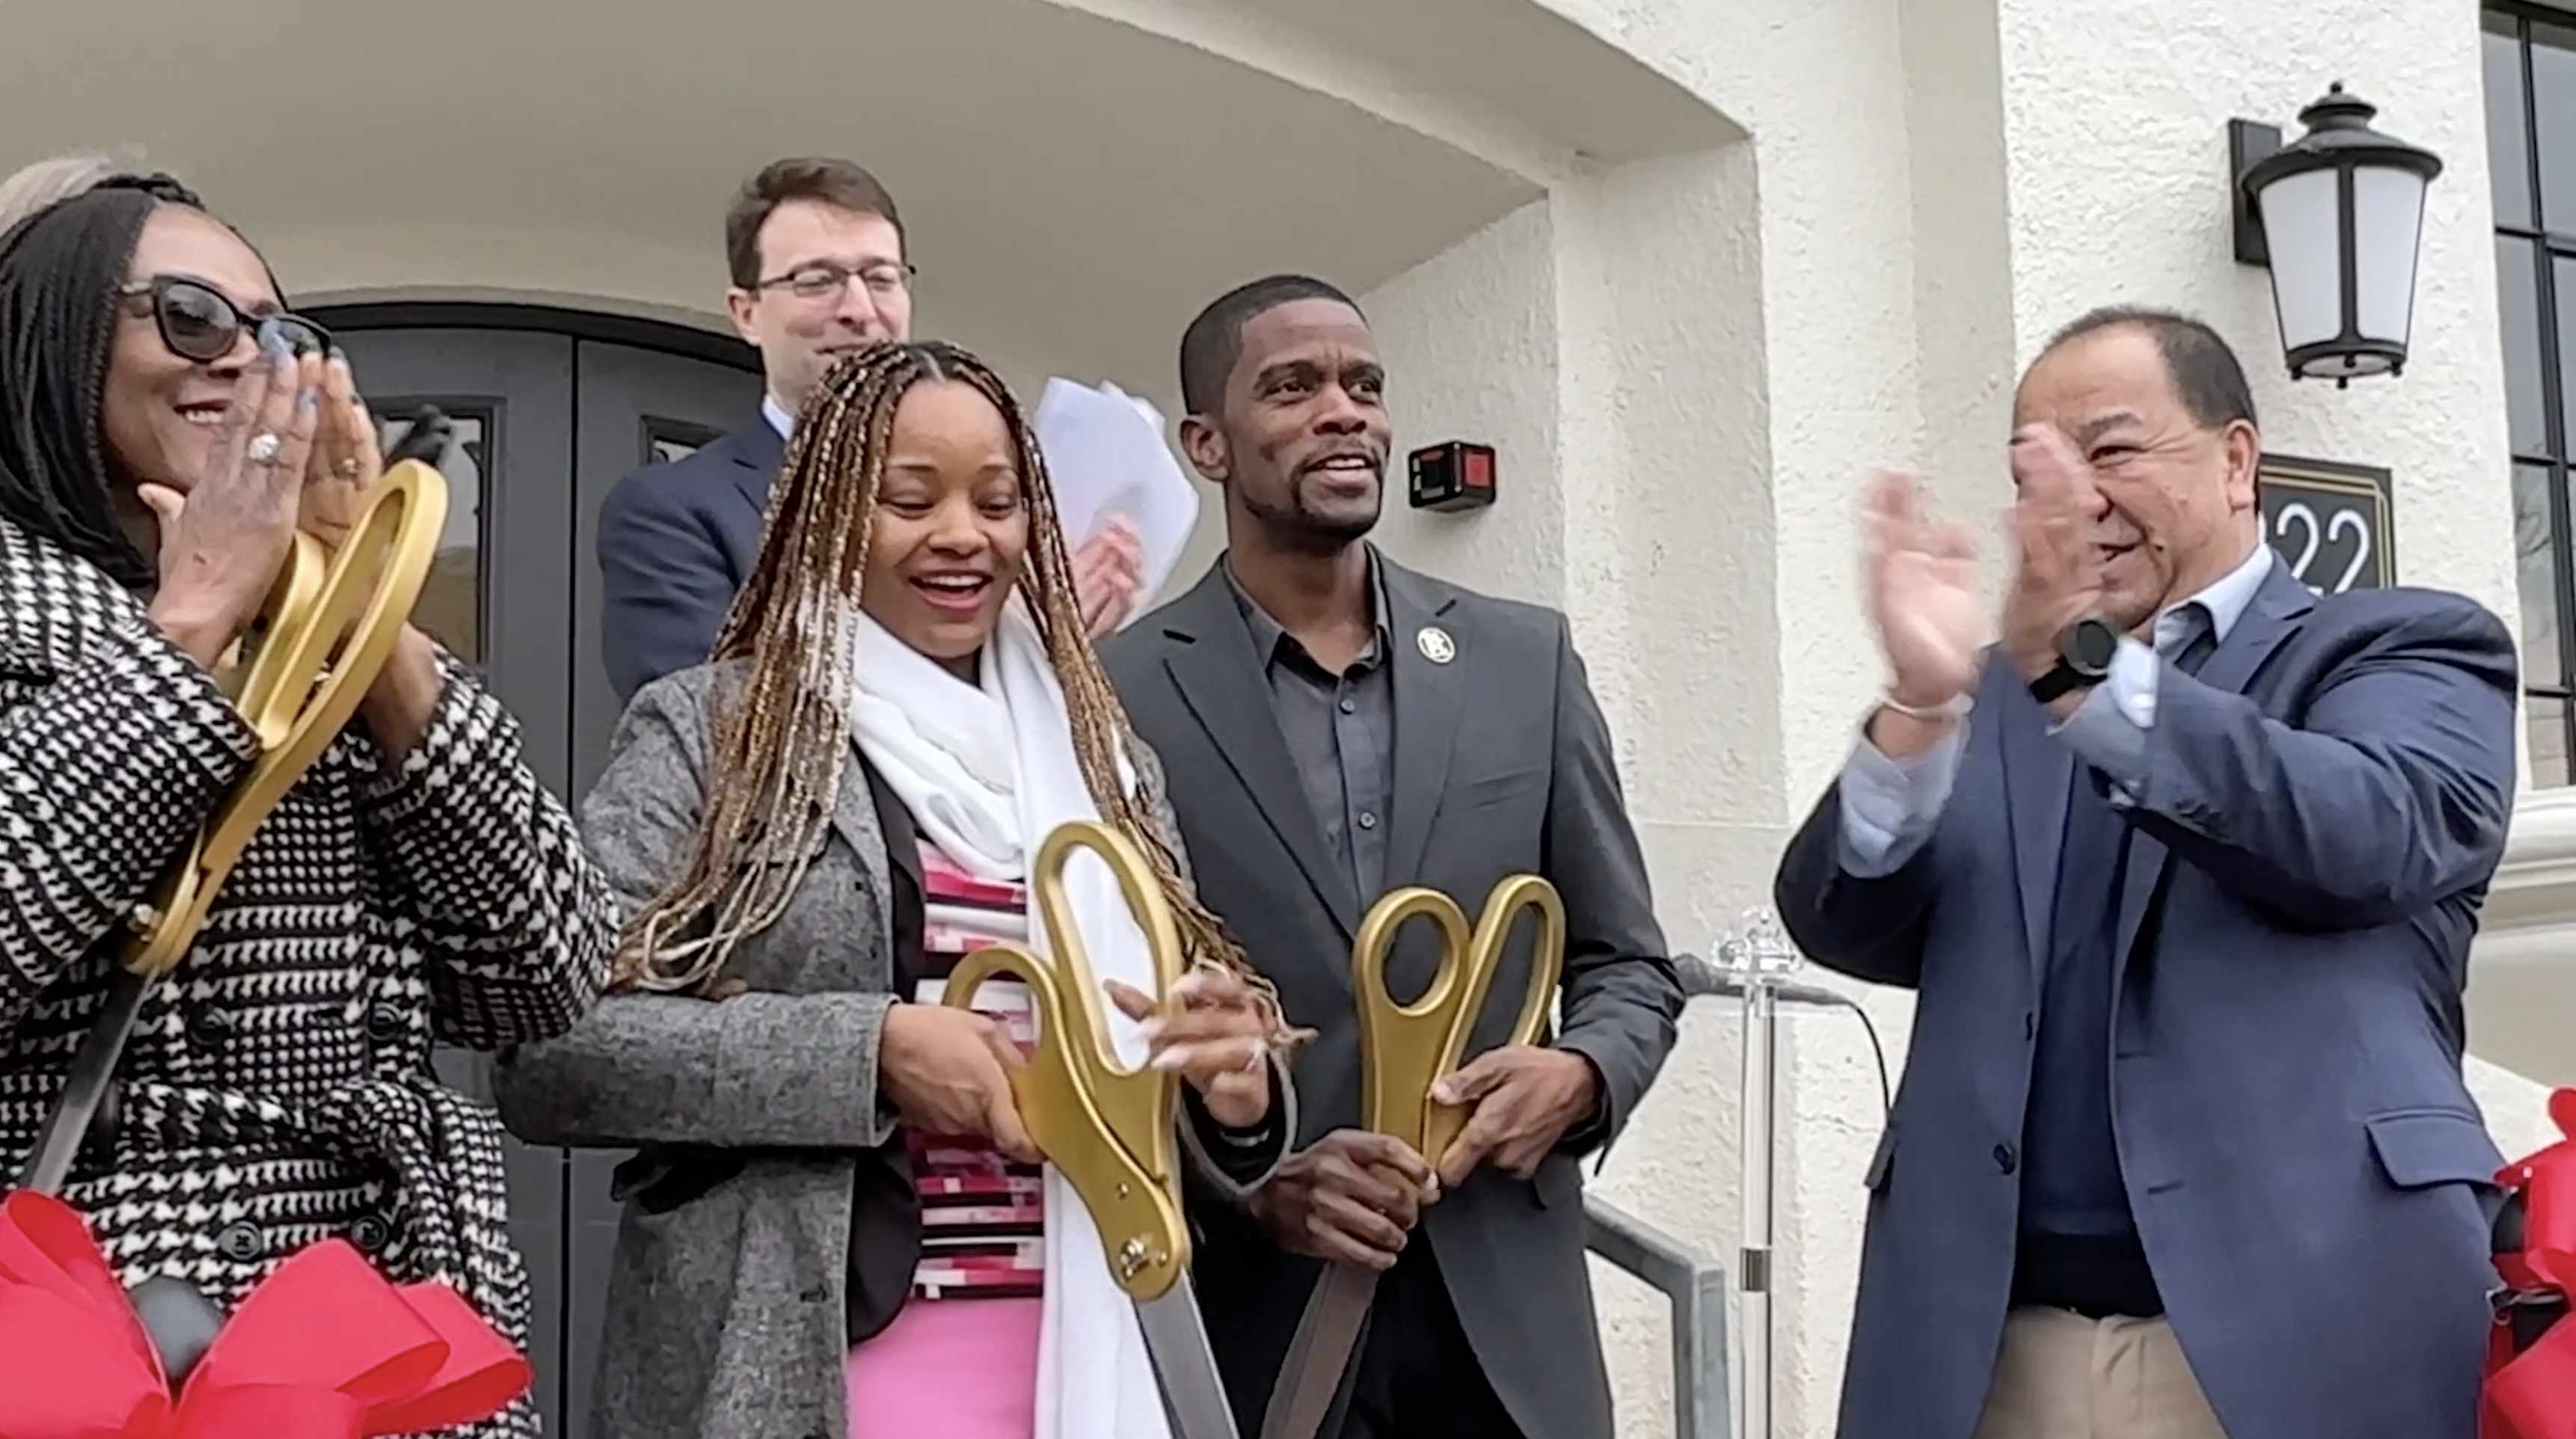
[1711,906,1803,1439]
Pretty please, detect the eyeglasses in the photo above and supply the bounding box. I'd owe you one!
[752,262,916,304]
[118,275,331,365]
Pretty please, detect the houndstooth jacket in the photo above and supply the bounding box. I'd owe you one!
[0,515,616,1436]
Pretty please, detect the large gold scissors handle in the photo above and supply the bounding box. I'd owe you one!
[122,460,450,980]
[1354,874,1565,1163]
[939,817,1194,1303]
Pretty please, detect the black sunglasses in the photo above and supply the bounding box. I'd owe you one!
[118,275,331,365]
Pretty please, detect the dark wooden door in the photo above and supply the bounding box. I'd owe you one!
[332,321,761,1436]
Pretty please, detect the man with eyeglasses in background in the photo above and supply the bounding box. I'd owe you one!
[596,156,1147,701]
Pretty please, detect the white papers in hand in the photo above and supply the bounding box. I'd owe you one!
[1031,378,1200,619]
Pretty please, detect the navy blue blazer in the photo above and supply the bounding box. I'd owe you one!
[595,420,784,703]
[1775,564,2521,1439]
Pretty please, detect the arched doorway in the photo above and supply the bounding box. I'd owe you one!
[316,302,763,1435]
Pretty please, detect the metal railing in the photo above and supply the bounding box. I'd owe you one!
[1583,1194,1732,1439]
[1577,920,1855,1439]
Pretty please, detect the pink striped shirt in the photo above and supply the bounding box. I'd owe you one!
[906,841,1046,1301]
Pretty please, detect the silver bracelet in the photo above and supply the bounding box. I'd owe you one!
[1876,690,1972,722]
[1215,1120,1279,1149]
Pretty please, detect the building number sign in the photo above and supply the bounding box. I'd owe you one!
[2257,454,2396,595]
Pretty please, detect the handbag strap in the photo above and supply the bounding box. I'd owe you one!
[13,962,231,1382]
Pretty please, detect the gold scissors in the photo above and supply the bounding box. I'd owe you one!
[938,817,1240,1439]
[1259,874,1566,1439]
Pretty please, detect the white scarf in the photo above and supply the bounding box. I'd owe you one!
[850,604,1170,1439]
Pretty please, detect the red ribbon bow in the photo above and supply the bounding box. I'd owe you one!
[2488,1088,2576,1439]
[0,1191,530,1438]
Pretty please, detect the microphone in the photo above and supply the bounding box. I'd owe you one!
[1671,951,1852,1010]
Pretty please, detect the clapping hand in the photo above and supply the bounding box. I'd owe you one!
[138,324,322,671]
[1861,469,1986,711]
[1999,425,2109,689]
[277,345,447,754]
[298,349,386,547]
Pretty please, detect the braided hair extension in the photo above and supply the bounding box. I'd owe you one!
[613,341,1301,1046]
[0,173,205,589]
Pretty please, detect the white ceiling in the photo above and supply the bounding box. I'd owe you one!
[1212,0,1745,162]
[0,0,1548,387]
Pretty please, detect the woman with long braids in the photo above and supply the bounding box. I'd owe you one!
[496,340,1302,1439]
[0,174,613,1431]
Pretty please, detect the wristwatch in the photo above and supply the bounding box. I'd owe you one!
[2028,616,2118,704]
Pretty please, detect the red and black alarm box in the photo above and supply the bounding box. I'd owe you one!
[1407,441,1497,513]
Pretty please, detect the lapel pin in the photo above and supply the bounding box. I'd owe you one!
[1416,626,1456,664]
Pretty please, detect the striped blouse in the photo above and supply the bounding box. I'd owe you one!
[907,841,1046,1300]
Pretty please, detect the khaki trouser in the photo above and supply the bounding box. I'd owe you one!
[1970,1307,2230,1439]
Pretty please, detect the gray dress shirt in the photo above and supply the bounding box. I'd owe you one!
[1224,559,1396,900]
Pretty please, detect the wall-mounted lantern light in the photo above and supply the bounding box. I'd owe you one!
[2230,83,2444,387]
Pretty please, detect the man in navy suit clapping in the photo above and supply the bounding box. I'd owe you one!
[1777,307,2518,1439]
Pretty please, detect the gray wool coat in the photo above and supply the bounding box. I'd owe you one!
[492,661,1292,1439]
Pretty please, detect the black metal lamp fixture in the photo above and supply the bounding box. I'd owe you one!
[2229,83,2444,387]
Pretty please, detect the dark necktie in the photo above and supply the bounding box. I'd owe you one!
[2165,604,2218,677]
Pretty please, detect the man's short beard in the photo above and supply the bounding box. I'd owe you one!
[1245,487,1376,555]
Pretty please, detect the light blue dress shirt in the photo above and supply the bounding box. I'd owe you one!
[762,393,795,441]
[1838,542,2278,878]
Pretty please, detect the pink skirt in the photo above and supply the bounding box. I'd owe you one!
[844,1296,1043,1439]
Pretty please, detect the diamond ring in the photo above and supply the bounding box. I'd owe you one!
[245,433,282,466]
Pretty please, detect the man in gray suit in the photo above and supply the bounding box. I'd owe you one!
[1775,308,2518,1439]
[1100,274,1683,1439]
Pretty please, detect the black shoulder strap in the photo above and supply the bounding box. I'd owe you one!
[17,965,148,1194]
[14,963,228,1385]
